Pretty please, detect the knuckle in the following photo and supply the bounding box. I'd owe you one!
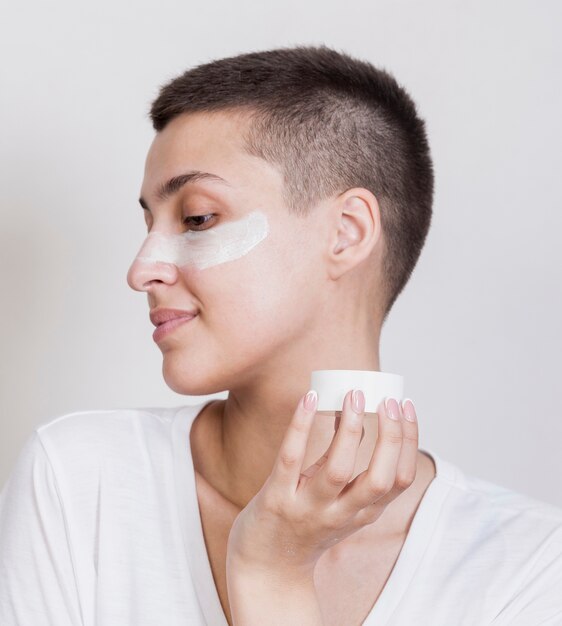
[366,474,394,496]
[402,430,419,444]
[279,450,300,468]
[395,470,416,490]
[325,466,353,487]
[290,420,309,435]
[380,431,404,446]
[344,419,363,435]
[359,508,381,525]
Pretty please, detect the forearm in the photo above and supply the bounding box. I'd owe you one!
[226,558,324,625]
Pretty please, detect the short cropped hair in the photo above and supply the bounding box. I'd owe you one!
[149,44,434,323]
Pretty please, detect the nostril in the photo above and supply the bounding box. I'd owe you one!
[127,257,179,292]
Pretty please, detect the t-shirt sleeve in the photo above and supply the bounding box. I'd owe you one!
[0,430,83,625]
[491,526,562,625]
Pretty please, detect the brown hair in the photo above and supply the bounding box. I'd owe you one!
[149,44,434,323]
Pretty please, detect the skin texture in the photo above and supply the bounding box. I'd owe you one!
[127,110,436,625]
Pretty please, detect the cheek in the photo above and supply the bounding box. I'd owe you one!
[197,241,316,338]
[178,212,321,339]
[186,252,285,318]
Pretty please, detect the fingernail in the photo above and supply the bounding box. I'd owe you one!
[352,389,365,414]
[401,398,417,422]
[384,397,400,420]
[351,389,365,413]
[303,389,318,411]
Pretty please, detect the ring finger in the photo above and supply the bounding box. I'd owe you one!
[337,396,404,514]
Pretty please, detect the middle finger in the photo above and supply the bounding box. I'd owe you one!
[308,389,365,502]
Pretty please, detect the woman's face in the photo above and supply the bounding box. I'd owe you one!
[127,110,328,395]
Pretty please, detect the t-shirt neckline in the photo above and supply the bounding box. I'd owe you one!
[172,400,229,626]
[172,400,456,626]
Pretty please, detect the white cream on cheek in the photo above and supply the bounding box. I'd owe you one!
[134,209,269,270]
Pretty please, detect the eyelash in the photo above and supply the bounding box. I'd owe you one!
[182,214,216,231]
[142,209,216,232]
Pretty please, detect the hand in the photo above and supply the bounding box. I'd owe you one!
[225,389,419,578]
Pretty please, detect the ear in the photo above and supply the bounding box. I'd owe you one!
[327,188,382,281]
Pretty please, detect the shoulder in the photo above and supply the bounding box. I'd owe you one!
[424,449,562,573]
[35,405,182,464]
[428,448,562,524]
[438,452,562,528]
[449,473,562,623]
[416,451,562,622]
[3,405,197,527]
[18,405,190,502]
[430,450,562,584]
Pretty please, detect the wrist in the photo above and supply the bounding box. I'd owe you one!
[226,556,323,626]
[226,550,316,588]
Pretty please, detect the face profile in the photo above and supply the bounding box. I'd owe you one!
[126,110,333,397]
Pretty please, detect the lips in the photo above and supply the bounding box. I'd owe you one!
[149,308,198,327]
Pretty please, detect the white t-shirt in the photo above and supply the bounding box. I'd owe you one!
[1,400,562,626]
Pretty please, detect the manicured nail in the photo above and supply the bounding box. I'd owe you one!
[402,398,417,422]
[384,397,400,420]
[304,390,318,411]
[352,389,365,414]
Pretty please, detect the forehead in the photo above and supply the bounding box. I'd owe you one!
[142,110,277,198]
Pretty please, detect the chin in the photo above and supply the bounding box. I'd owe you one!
[161,355,226,396]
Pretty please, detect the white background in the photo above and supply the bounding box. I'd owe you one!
[1,1,561,507]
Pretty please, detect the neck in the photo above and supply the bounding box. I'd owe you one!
[190,377,437,546]
[191,367,432,523]
[197,341,382,498]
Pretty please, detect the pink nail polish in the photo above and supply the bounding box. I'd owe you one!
[384,397,400,420]
[304,390,318,411]
[352,389,365,414]
[402,398,417,422]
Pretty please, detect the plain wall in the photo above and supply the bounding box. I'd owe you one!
[1,0,561,507]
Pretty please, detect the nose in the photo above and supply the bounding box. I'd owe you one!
[126,236,178,292]
[127,257,178,292]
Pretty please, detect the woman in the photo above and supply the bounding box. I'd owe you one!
[1,45,561,625]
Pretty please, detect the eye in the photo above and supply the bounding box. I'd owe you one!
[182,213,216,231]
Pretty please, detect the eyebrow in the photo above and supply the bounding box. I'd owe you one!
[138,170,232,211]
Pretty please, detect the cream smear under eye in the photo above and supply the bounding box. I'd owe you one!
[134,209,269,270]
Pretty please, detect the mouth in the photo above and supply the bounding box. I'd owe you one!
[150,307,199,327]
[152,314,197,342]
